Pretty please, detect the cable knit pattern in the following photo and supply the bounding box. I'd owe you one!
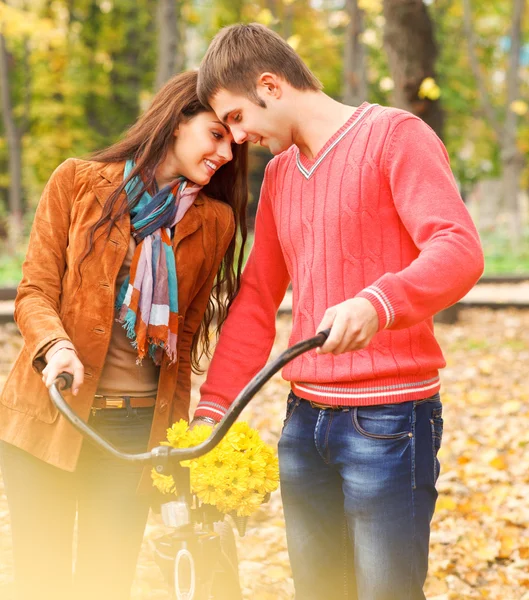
[195,103,484,420]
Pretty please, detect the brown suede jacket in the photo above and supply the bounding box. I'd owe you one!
[0,159,235,471]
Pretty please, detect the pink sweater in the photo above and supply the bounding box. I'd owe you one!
[195,103,484,421]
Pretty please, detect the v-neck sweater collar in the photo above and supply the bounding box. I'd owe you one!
[296,102,378,179]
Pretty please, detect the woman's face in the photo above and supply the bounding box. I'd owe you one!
[164,111,234,186]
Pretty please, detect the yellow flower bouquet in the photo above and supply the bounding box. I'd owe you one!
[151,420,279,517]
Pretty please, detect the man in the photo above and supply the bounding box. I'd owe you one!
[192,23,484,600]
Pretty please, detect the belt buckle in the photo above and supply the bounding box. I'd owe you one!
[91,395,125,416]
[309,400,331,410]
[106,399,125,408]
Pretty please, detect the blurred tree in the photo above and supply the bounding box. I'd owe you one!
[0,0,527,255]
[0,32,22,247]
[76,0,156,147]
[382,0,444,139]
[462,0,527,246]
[155,0,184,89]
[343,0,367,106]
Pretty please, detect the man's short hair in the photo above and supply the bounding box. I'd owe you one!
[197,23,322,107]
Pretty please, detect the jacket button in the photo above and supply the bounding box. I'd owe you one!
[159,403,167,413]
[93,326,105,334]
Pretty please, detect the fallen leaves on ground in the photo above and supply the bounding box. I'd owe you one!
[1,309,529,599]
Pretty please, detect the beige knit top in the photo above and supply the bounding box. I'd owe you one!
[96,236,159,398]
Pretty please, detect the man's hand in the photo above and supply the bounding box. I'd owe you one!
[316,298,379,355]
[189,416,216,430]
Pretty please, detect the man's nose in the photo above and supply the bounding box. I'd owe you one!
[231,128,248,145]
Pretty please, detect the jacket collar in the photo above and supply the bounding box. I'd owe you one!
[92,161,204,245]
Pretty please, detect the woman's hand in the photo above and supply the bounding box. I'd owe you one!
[42,342,84,396]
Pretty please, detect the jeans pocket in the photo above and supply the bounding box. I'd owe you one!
[430,406,443,481]
[351,404,413,440]
[283,392,300,430]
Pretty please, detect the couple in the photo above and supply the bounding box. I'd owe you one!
[0,23,483,600]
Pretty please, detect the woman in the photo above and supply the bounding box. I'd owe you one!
[0,70,248,600]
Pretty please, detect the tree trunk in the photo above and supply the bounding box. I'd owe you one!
[382,0,444,139]
[155,0,181,90]
[343,0,367,106]
[0,33,23,249]
[502,0,526,247]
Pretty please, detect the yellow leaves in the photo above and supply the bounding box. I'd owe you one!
[418,77,441,101]
[510,100,528,116]
[502,399,522,415]
[477,357,494,375]
[488,455,507,470]
[263,565,291,580]
[475,540,500,562]
[181,4,200,26]
[255,8,274,27]
[287,34,301,52]
[358,0,382,14]
[0,3,61,47]
[497,527,519,559]
[436,496,457,511]
[94,51,113,73]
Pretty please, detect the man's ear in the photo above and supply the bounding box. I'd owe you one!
[257,72,283,99]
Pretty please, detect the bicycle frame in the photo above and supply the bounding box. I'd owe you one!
[48,328,330,471]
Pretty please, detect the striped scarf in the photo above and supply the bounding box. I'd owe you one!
[115,159,202,365]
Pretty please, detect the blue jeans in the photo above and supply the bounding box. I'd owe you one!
[1,406,154,600]
[278,392,443,600]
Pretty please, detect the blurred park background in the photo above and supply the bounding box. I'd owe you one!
[0,0,528,281]
[2,1,529,599]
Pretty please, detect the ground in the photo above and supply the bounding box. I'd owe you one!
[1,309,529,599]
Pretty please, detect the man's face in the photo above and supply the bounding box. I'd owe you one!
[210,87,292,156]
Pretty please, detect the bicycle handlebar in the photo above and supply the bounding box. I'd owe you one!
[49,328,330,466]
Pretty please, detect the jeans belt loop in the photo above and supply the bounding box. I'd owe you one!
[123,396,133,418]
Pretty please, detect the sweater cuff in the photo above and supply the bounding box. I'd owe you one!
[194,398,230,423]
[356,285,395,331]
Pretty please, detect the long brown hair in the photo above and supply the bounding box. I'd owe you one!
[84,70,248,372]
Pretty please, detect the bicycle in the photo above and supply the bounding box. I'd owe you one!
[49,328,330,600]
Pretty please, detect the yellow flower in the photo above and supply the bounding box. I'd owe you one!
[152,419,280,517]
[215,487,244,513]
[235,491,265,517]
[151,471,176,495]
[246,461,267,490]
[165,419,190,448]
[193,479,220,505]
[186,424,212,447]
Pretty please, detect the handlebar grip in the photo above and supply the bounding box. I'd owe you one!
[56,372,74,391]
[316,328,331,343]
